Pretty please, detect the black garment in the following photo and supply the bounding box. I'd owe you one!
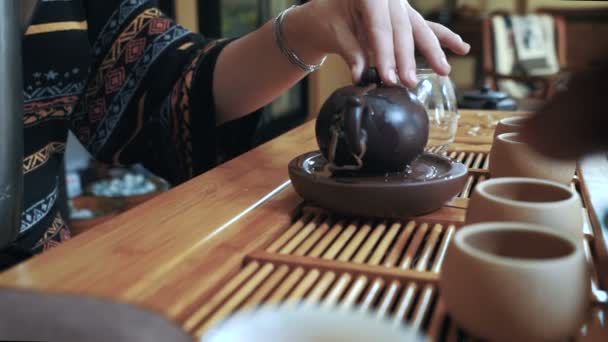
[0,0,259,270]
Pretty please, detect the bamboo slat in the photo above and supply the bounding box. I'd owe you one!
[186,213,461,337]
[278,269,316,305]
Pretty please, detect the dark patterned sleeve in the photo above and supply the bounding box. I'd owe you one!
[72,0,261,185]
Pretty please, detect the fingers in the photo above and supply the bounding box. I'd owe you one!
[359,0,398,85]
[427,21,471,56]
[352,22,372,81]
[344,0,471,85]
[335,23,367,83]
[405,2,450,76]
[389,0,417,87]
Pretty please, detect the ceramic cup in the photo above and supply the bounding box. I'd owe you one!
[493,116,528,138]
[466,177,583,238]
[489,132,576,184]
[440,222,589,342]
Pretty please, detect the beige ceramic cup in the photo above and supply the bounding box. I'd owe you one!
[490,132,576,185]
[466,177,584,238]
[493,116,528,138]
[440,222,589,342]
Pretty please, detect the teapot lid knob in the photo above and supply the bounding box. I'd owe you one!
[360,67,382,86]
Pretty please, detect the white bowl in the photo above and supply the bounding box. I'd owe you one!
[202,304,424,342]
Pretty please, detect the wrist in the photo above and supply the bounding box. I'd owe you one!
[279,4,327,68]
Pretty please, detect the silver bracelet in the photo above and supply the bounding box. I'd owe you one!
[274,5,326,73]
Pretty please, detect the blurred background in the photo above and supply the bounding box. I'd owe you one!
[66,0,608,234]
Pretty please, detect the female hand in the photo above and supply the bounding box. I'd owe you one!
[214,0,470,123]
[296,0,471,87]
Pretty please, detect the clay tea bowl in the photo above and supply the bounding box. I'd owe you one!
[489,132,576,185]
[493,115,530,138]
[440,222,589,342]
[466,177,584,239]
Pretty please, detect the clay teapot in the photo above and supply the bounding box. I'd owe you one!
[315,68,429,172]
[459,86,517,110]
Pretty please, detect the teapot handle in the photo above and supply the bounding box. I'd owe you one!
[344,96,367,160]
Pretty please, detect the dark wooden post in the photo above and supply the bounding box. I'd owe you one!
[0,0,24,249]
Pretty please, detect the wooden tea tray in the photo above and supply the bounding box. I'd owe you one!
[0,110,605,341]
[178,150,605,340]
[578,154,608,291]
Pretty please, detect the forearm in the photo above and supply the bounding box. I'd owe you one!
[211,0,470,125]
[213,4,325,126]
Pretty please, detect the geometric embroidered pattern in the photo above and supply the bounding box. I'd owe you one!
[87,25,190,153]
[125,37,146,63]
[148,17,171,35]
[111,93,147,165]
[167,47,206,179]
[74,8,164,143]
[20,181,59,234]
[24,95,80,127]
[157,38,228,182]
[14,0,234,255]
[86,8,162,100]
[23,81,85,103]
[88,98,107,123]
[105,67,126,94]
[23,142,66,174]
[34,212,70,251]
[91,0,151,58]
[43,239,61,251]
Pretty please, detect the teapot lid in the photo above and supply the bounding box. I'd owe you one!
[462,86,509,101]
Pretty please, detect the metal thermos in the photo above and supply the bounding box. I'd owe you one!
[0,0,25,249]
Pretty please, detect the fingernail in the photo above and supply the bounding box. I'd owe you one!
[441,57,451,73]
[408,69,417,85]
[389,70,398,84]
[352,62,365,83]
[352,68,361,83]
[441,57,449,68]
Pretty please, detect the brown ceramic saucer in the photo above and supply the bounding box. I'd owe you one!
[0,288,193,342]
[289,151,468,218]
